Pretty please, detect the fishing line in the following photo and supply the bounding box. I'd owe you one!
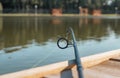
[31,34,68,68]
[31,46,56,68]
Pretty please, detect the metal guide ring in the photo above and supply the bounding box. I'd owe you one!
[57,38,68,49]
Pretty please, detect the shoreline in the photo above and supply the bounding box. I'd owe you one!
[0,13,119,17]
[0,14,120,19]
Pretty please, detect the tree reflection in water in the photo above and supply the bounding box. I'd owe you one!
[0,16,120,53]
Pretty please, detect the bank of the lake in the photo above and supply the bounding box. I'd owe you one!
[0,13,119,17]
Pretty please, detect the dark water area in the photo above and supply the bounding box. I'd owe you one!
[0,16,120,75]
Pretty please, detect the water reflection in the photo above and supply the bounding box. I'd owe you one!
[0,16,120,53]
[0,17,3,32]
[0,16,120,75]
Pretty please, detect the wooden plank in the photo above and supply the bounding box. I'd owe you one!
[46,60,120,78]
[110,57,120,62]
[84,60,120,78]
[0,61,74,78]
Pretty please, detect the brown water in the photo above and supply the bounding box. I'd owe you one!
[0,16,120,75]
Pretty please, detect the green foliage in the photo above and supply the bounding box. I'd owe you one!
[49,0,63,8]
[31,0,39,4]
[0,0,120,13]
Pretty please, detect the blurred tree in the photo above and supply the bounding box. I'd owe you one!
[0,0,119,13]
[52,0,63,8]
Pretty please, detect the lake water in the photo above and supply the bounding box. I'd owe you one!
[0,16,120,75]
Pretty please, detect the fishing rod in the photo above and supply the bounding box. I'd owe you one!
[57,27,84,78]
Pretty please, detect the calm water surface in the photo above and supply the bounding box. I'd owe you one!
[0,16,120,75]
